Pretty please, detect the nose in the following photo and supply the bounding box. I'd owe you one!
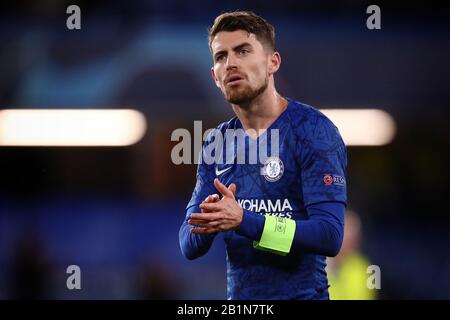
[226,53,238,71]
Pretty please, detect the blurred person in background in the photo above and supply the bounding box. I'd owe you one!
[327,210,377,300]
[179,11,347,300]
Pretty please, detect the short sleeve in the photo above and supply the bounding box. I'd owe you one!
[300,116,347,207]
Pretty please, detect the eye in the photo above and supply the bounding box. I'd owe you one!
[216,54,225,62]
[239,49,249,55]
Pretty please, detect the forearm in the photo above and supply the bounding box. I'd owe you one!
[236,202,345,257]
[179,205,217,260]
[291,203,344,257]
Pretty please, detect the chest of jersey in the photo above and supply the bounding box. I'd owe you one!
[215,127,306,219]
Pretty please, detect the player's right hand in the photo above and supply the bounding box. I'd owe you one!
[190,180,241,234]
[201,194,220,213]
[200,182,237,213]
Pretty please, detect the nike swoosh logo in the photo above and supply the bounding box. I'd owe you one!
[215,166,232,176]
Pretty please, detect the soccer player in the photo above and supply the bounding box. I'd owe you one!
[179,11,347,300]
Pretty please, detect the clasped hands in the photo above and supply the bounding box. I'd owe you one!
[188,178,243,234]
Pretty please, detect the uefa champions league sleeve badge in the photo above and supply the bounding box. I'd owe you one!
[260,156,284,182]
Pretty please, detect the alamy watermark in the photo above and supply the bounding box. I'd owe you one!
[66,5,81,30]
[366,5,381,30]
[367,264,381,290]
[66,265,81,290]
[171,121,280,165]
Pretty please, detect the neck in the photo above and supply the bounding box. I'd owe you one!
[231,83,288,137]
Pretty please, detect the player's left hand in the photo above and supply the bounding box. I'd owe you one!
[189,179,242,234]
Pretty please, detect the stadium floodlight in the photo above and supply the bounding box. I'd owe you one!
[0,109,146,146]
[320,109,396,146]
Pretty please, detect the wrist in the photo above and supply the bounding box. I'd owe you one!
[236,209,265,241]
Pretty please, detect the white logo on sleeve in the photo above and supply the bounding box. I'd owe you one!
[215,166,232,177]
[261,156,284,182]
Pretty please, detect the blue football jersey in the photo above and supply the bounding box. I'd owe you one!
[185,99,347,299]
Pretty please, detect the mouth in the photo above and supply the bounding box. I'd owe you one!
[225,74,244,86]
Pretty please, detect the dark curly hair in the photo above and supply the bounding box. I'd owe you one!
[208,11,276,53]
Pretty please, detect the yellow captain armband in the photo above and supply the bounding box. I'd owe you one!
[253,215,296,256]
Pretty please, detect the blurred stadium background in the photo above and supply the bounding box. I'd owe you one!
[0,0,449,299]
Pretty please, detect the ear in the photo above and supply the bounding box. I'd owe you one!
[211,67,221,88]
[268,51,281,75]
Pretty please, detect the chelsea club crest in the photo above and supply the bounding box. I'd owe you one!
[261,156,284,182]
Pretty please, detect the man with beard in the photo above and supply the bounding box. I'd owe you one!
[179,11,348,300]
